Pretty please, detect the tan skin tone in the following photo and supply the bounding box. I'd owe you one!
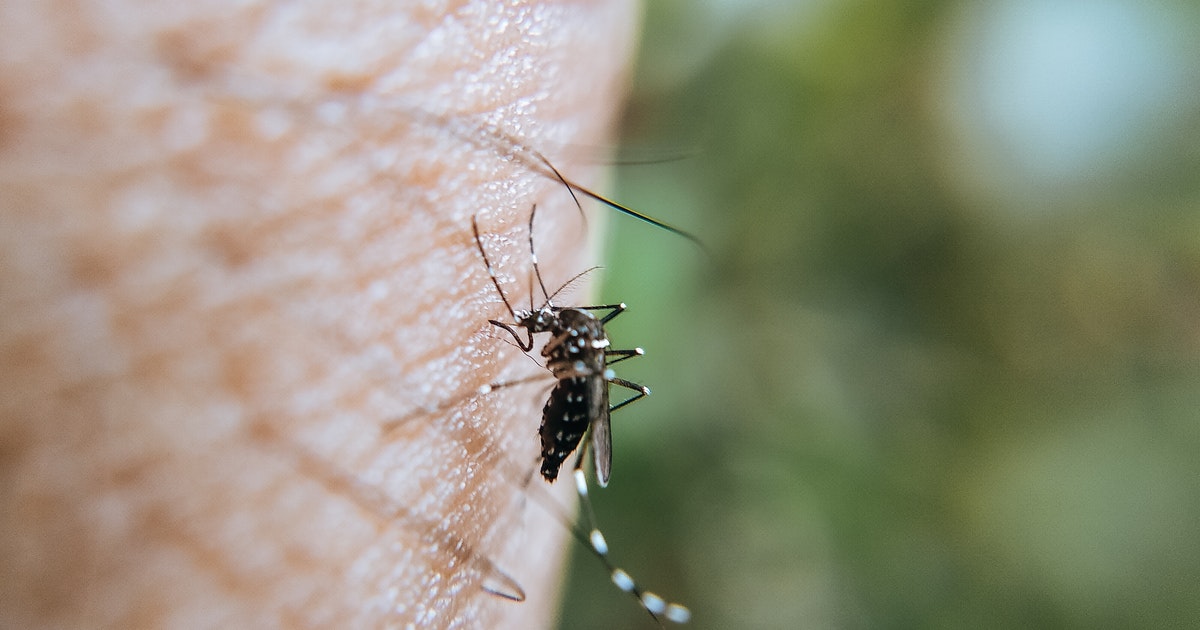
[0,1,638,627]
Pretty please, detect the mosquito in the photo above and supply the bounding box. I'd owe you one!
[471,205,690,624]
[472,205,647,486]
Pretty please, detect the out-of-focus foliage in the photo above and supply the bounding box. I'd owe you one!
[559,1,1200,628]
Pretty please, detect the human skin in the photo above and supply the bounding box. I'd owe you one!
[0,1,638,628]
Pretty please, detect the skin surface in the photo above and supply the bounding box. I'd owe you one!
[0,1,638,628]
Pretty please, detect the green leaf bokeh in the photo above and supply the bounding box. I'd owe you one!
[558,2,1200,628]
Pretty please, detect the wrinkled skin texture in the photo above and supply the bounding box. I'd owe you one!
[0,1,637,628]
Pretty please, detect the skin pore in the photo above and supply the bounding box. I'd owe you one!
[0,1,638,628]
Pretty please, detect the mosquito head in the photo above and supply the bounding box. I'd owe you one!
[516,304,558,334]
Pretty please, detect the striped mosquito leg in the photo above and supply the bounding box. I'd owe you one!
[572,469,691,625]
[381,373,549,436]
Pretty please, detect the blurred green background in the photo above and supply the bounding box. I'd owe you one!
[558,1,1200,628]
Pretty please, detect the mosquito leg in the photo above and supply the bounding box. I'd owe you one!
[570,468,691,626]
[606,347,645,366]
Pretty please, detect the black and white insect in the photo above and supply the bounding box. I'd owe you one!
[473,206,648,487]
[472,204,691,625]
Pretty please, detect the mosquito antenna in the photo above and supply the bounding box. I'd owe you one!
[544,266,603,305]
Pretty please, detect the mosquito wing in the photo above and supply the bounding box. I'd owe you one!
[590,374,612,488]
